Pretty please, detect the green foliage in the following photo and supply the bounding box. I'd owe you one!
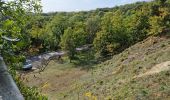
[0,0,47,99]
[28,0,169,59]
[125,8,150,41]
[14,75,48,100]
[2,0,169,59]
[60,27,75,61]
[1,0,169,99]
[94,10,131,57]
[43,15,68,50]
[0,0,41,55]
[149,16,165,35]
[149,2,170,35]
[60,27,87,61]
[86,16,101,44]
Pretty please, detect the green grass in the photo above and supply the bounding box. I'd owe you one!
[22,36,170,100]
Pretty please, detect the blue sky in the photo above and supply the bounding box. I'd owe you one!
[42,0,149,13]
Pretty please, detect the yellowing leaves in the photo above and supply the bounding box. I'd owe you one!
[149,16,164,35]
[159,7,169,18]
[85,92,97,100]
[41,82,50,89]
[85,92,92,97]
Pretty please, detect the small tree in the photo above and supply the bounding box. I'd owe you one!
[60,27,87,62]
[86,16,101,44]
[60,27,75,62]
[149,6,170,35]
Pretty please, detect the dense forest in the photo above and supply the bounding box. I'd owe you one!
[28,0,170,60]
[0,0,170,99]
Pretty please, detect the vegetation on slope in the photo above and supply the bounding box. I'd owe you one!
[64,36,170,100]
[22,36,170,99]
[27,0,170,61]
[1,0,170,99]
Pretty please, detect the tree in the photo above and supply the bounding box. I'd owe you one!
[0,0,47,99]
[149,3,170,35]
[94,10,130,57]
[101,12,113,33]
[125,8,150,42]
[93,31,115,57]
[86,16,101,44]
[0,0,42,57]
[157,0,167,6]
[60,27,75,62]
[149,16,165,35]
[43,15,68,50]
[60,27,87,62]
[68,14,85,29]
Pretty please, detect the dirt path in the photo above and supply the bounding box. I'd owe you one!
[110,61,170,86]
[135,61,170,78]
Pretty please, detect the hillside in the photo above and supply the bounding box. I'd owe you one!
[66,36,170,100]
[22,36,170,99]
[2,0,170,99]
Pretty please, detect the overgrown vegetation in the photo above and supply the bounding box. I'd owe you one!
[0,0,47,99]
[1,0,170,99]
[27,0,170,61]
[22,36,170,99]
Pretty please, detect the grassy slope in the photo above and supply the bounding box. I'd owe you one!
[65,36,170,100]
[22,36,170,100]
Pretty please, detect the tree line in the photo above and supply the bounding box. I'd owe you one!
[1,0,170,99]
[28,0,170,60]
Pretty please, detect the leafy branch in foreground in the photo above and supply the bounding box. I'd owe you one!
[0,0,47,99]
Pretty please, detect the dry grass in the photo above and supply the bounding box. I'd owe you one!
[21,36,170,100]
[21,61,87,99]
